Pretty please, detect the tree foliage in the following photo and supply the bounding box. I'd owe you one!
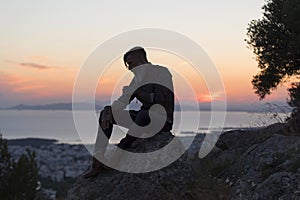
[287,82,300,131]
[246,0,300,99]
[0,134,38,200]
[288,82,300,108]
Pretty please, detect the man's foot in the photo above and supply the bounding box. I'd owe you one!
[83,157,111,179]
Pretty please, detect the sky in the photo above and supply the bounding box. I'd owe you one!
[0,0,291,107]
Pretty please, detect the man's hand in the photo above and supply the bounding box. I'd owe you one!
[101,106,113,130]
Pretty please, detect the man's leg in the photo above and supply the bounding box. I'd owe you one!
[118,109,150,149]
[94,109,113,160]
[108,110,150,167]
[84,109,113,178]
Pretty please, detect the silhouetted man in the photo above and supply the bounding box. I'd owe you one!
[84,46,174,178]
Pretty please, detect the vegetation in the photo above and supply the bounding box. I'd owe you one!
[0,133,38,200]
[246,0,300,99]
[287,82,300,131]
[246,0,300,130]
[39,177,75,200]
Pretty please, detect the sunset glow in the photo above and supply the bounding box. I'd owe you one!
[0,0,289,108]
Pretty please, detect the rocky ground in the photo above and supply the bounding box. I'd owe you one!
[189,123,300,199]
[66,123,300,200]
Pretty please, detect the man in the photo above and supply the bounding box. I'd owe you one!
[84,46,174,178]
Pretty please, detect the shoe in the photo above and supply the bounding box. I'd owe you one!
[83,157,110,179]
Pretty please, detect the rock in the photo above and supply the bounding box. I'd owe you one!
[226,133,300,199]
[66,124,300,200]
[192,126,300,200]
[186,134,205,161]
[253,172,300,199]
[66,132,197,200]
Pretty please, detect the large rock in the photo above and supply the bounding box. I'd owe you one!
[66,132,197,200]
[190,125,300,200]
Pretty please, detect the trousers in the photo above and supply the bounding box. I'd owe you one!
[94,108,172,158]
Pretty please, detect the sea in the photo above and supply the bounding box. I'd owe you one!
[0,110,289,144]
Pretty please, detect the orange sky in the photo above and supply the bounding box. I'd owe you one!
[0,45,290,107]
[0,0,291,107]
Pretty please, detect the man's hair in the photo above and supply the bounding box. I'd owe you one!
[123,47,148,67]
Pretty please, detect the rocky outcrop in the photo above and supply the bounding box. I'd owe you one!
[66,132,197,200]
[66,124,300,200]
[190,124,300,199]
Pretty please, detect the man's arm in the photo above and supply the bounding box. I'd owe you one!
[132,90,155,105]
[111,78,137,111]
[101,85,134,130]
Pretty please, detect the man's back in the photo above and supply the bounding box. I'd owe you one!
[131,63,174,126]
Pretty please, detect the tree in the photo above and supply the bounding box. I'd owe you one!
[246,0,300,99]
[0,133,38,200]
[287,82,300,131]
[0,133,13,196]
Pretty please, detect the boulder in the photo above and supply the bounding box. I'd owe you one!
[66,132,197,200]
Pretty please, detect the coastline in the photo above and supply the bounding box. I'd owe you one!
[5,126,265,145]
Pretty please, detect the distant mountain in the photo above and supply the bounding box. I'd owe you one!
[2,101,291,112]
[5,103,103,110]
[7,138,58,147]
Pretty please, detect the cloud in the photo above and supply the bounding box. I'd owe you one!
[4,59,76,71]
[19,62,54,70]
[3,59,15,64]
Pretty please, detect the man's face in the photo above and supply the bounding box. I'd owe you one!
[125,54,140,70]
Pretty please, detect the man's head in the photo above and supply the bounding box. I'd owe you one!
[123,46,148,70]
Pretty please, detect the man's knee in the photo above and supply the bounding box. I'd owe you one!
[98,110,104,124]
[98,108,113,138]
[99,106,113,122]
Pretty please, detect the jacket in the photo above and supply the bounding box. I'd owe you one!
[111,62,174,126]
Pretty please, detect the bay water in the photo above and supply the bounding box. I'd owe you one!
[0,110,288,144]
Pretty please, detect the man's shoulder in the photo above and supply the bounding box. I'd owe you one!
[157,65,172,78]
[150,63,171,72]
[150,63,167,68]
[138,63,172,79]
